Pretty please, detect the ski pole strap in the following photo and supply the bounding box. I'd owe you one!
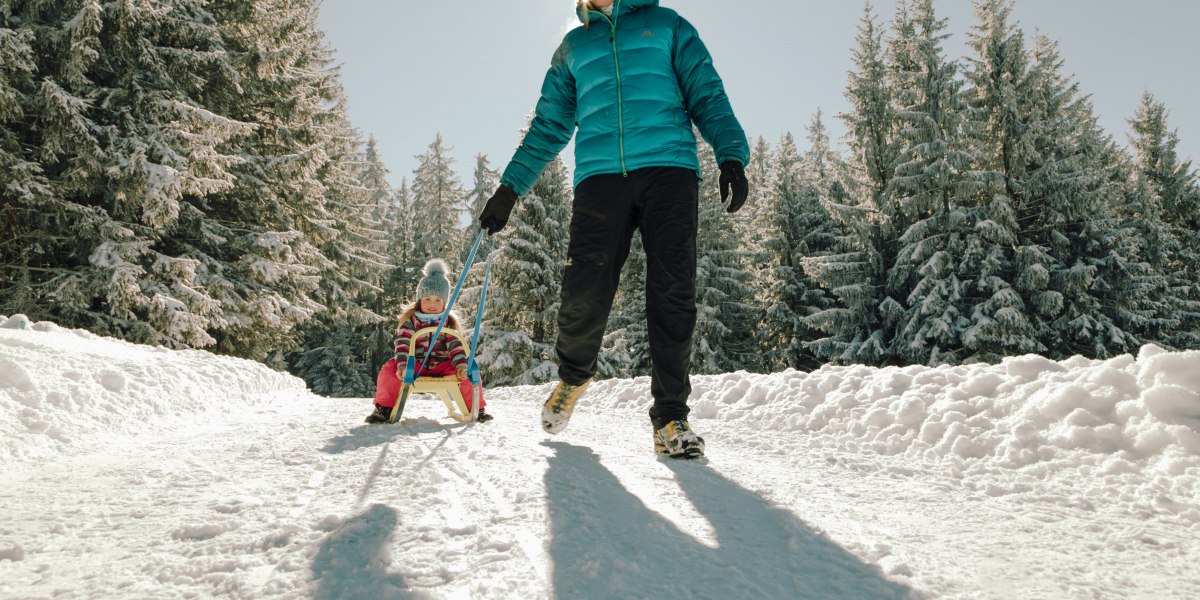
[418,230,486,375]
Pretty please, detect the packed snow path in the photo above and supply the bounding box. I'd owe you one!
[1,318,1197,598]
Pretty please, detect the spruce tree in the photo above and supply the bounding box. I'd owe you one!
[474,157,572,385]
[409,133,466,267]
[1126,92,1200,349]
[740,136,776,272]
[693,140,756,374]
[289,128,392,396]
[1,0,252,349]
[757,122,840,372]
[0,21,46,316]
[194,0,364,364]
[806,4,900,365]
[358,137,403,384]
[455,155,500,380]
[369,178,414,379]
[737,135,776,372]
[958,0,1042,362]
[382,179,414,304]
[886,0,983,365]
[1018,36,1142,358]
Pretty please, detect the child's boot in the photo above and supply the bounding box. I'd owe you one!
[364,403,391,424]
[475,407,493,423]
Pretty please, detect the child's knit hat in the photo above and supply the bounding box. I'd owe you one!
[415,259,451,301]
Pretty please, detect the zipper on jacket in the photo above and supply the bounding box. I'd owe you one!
[601,3,628,177]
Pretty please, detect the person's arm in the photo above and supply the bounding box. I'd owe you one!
[393,321,414,362]
[446,334,468,370]
[500,39,578,197]
[671,16,749,167]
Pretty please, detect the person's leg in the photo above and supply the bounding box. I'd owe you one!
[422,361,455,377]
[555,173,638,385]
[635,167,699,428]
[373,358,402,408]
[459,379,485,412]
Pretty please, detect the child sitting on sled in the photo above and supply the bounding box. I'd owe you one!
[366,258,490,424]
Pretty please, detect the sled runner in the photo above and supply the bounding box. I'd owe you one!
[388,326,483,424]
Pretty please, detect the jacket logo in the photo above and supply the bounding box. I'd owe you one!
[641,30,653,37]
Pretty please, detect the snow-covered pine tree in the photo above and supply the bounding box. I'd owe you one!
[756,134,809,372]
[801,117,844,365]
[963,2,1144,362]
[321,129,391,317]
[354,136,397,305]
[692,139,757,374]
[357,137,403,384]
[745,136,776,230]
[756,123,840,373]
[473,157,573,385]
[381,178,415,304]
[736,136,776,372]
[288,122,392,396]
[1075,139,1162,358]
[806,4,901,366]
[1,0,252,349]
[1003,35,1143,359]
[461,153,500,263]
[886,0,983,365]
[455,154,501,378]
[794,115,846,370]
[367,177,415,381]
[0,21,47,316]
[1126,92,1200,350]
[190,0,368,364]
[409,133,467,270]
[957,0,1043,362]
[740,136,776,274]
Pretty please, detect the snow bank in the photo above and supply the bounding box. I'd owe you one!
[669,347,1200,465]
[3,313,1196,523]
[579,345,1200,523]
[0,314,310,464]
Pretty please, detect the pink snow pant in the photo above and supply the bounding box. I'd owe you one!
[373,358,486,412]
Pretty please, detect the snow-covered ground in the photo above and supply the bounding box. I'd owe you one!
[1,314,1197,599]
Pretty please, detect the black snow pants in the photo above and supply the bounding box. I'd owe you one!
[555,166,699,428]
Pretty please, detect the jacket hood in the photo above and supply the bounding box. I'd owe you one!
[575,0,659,25]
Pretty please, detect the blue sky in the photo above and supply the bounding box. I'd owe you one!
[317,0,1200,188]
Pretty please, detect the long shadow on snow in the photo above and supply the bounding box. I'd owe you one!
[544,442,917,600]
[322,418,470,454]
[311,503,417,599]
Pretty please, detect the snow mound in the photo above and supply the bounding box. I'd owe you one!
[579,346,1200,510]
[0,314,310,464]
[662,349,1200,464]
[3,314,1196,522]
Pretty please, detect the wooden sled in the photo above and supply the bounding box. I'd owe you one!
[388,327,482,423]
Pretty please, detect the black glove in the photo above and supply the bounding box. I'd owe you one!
[718,160,749,213]
[479,184,518,235]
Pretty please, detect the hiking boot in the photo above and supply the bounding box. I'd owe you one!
[475,408,493,423]
[653,419,705,459]
[653,430,668,454]
[541,379,591,434]
[364,403,391,424]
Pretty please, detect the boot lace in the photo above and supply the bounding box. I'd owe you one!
[547,383,579,414]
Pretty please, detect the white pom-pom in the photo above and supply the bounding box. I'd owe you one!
[423,258,449,277]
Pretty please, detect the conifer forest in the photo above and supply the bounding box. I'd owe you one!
[2,0,1197,396]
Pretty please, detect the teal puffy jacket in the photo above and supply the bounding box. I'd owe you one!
[500,0,749,196]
